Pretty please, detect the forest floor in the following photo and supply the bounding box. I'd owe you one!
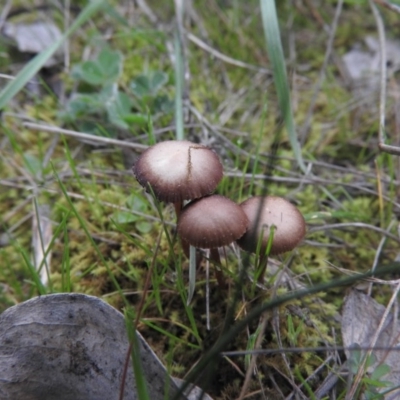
[2,1,400,399]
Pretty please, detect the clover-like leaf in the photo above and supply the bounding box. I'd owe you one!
[72,48,123,85]
[131,75,151,98]
[149,71,168,93]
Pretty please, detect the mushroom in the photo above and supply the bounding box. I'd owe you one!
[177,195,249,287]
[177,195,249,249]
[236,196,306,281]
[133,140,223,216]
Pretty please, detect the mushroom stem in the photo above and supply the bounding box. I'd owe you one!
[210,248,226,289]
[181,242,225,288]
[173,202,183,219]
[181,237,203,263]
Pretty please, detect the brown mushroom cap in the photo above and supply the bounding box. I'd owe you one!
[177,195,249,249]
[236,196,306,255]
[133,140,223,203]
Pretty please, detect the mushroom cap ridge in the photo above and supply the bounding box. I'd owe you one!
[177,195,249,249]
[236,196,306,255]
[133,140,223,203]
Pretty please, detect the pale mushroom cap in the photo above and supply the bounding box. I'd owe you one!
[236,196,306,255]
[133,140,223,203]
[177,195,249,248]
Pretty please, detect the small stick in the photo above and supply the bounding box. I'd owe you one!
[23,122,148,150]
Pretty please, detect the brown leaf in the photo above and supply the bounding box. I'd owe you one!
[0,294,192,400]
[342,289,400,399]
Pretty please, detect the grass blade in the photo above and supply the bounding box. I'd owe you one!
[124,311,150,400]
[260,0,306,172]
[187,245,196,305]
[174,31,184,141]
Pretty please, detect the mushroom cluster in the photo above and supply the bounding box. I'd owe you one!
[133,140,306,284]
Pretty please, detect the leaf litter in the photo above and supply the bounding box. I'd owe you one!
[342,289,400,399]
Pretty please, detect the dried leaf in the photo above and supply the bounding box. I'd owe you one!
[342,289,400,399]
[342,36,400,93]
[0,294,194,400]
[2,20,63,67]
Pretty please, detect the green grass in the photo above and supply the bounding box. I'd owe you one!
[1,0,400,399]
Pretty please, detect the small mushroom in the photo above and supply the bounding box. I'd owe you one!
[133,140,223,205]
[236,196,306,283]
[177,195,249,249]
[236,195,306,256]
[178,195,249,287]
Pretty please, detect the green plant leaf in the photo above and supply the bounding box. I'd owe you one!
[260,0,306,172]
[371,364,391,381]
[173,32,184,141]
[111,211,139,224]
[363,378,391,388]
[131,71,168,98]
[131,75,151,98]
[72,49,122,85]
[105,89,133,129]
[123,113,148,126]
[127,194,148,211]
[61,93,104,120]
[98,48,123,79]
[153,94,174,114]
[349,348,362,374]
[136,221,152,234]
[124,311,151,400]
[72,60,105,85]
[149,71,168,93]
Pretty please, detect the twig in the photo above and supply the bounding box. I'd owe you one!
[308,222,400,243]
[373,0,400,14]
[237,314,269,400]
[0,74,15,80]
[225,171,400,209]
[222,345,400,356]
[368,219,396,295]
[370,0,400,155]
[0,0,12,30]
[0,179,169,225]
[23,122,148,150]
[187,32,271,74]
[135,0,159,24]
